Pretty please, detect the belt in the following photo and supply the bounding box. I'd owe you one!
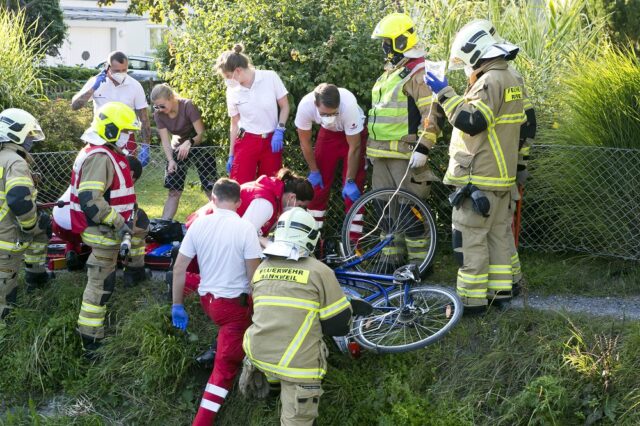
[244,131,273,139]
[204,292,251,306]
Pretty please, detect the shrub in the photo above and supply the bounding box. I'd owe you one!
[31,99,92,153]
[588,0,640,51]
[39,65,97,82]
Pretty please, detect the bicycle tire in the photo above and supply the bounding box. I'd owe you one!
[353,285,462,354]
[341,188,437,275]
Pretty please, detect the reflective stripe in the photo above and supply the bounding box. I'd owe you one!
[81,302,106,314]
[81,231,119,247]
[366,146,411,159]
[200,398,221,413]
[307,210,325,219]
[5,177,33,191]
[523,99,533,109]
[472,100,495,126]
[18,216,37,229]
[78,315,104,327]
[495,112,526,125]
[417,130,437,142]
[488,265,512,274]
[205,384,228,398]
[253,295,319,311]
[488,280,512,290]
[405,238,428,247]
[457,272,488,284]
[129,247,146,257]
[24,254,46,263]
[78,181,105,192]
[416,97,434,108]
[444,172,515,188]
[372,115,409,125]
[457,287,487,298]
[279,310,317,367]
[319,296,350,320]
[0,239,28,252]
[443,95,463,115]
[349,224,363,233]
[520,146,530,155]
[102,208,117,226]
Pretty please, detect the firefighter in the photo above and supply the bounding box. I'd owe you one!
[295,83,366,231]
[69,101,148,354]
[424,21,524,311]
[243,207,352,425]
[368,13,444,267]
[0,108,48,319]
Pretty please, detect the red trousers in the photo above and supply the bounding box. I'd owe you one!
[307,127,366,233]
[193,293,252,425]
[230,132,282,184]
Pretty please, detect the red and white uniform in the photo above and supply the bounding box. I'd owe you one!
[226,70,289,184]
[294,88,367,231]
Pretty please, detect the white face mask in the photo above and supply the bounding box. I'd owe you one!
[116,131,130,148]
[111,72,127,84]
[224,79,240,89]
[464,65,474,78]
[320,115,337,127]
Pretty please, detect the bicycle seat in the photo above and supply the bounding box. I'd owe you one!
[393,264,420,284]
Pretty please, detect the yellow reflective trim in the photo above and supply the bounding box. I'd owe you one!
[5,177,33,191]
[78,315,104,327]
[249,356,326,380]
[279,310,317,367]
[472,100,495,127]
[102,209,116,226]
[457,287,487,298]
[78,181,105,191]
[129,247,146,257]
[495,112,526,124]
[0,239,28,252]
[253,267,310,284]
[417,130,437,142]
[0,167,3,179]
[390,140,398,152]
[81,302,106,314]
[405,239,428,247]
[366,147,411,159]
[319,296,350,320]
[253,295,319,310]
[458,271,488,279]
[488,265,511,273]
[81,232,119,247]
[520,146,531,155]
[504,86,523,102]
[24,255,45,263]
[443,95,463,115]
[416,97,434,107]
[19,216,37,229]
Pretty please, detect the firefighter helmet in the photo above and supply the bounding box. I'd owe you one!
[371,13,418,54]
[263,207,320,257]
[92,102,140,143]
[0,108,45,151]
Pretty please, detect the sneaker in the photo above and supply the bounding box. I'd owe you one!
[195,346,216,368]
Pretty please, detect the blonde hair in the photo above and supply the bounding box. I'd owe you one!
[216,44,252,74]
[150,83,176,102]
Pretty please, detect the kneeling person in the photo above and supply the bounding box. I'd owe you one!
[243,207,352,426]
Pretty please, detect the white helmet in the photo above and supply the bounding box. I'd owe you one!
[449,21,499,70]
[0,108,45,151]
[263,207,320,259]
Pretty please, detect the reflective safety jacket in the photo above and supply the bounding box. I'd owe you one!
[367,58,442,159]
[243,257,352,383]
[0,143,39,253]
[439,59,526,192]
[187,175,284,236]
[69,144,135,247]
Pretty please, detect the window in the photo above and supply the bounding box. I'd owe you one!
[149,27,168,51]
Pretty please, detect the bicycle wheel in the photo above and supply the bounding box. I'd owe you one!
[342,188,437,275]
[353,285,462,354]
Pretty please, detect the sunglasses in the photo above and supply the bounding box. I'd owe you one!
[153,104,167,111]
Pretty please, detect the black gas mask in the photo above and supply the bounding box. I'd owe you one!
[382,39,405,65]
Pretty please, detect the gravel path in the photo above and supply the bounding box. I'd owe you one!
[509,294,640,321]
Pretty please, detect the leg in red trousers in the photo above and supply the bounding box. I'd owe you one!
[257,133,282,178]
[192,294,252,425]
[231,133,261,184]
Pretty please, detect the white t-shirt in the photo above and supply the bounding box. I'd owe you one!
[81,75,149,116]
[294,88,365,136]
[226,70,288,134]
[242,198,274,235]
[179,208,262,298]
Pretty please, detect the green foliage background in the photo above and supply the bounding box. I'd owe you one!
[2,0,66,57]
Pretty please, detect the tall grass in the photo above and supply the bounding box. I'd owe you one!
[0,9,44,109]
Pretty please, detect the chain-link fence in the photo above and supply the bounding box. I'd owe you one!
[30,143,640,261]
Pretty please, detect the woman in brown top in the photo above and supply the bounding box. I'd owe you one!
[151,84,216,220]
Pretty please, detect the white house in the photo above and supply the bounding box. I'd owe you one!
[46,0,167,67]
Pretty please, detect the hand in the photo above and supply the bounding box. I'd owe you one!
[226,155,234,174]
[469,185,490,217]
[172,304,189,331]
[271,128,285,153]
[176,140,191,161]
[516,169,530,187]
[341,180,361,202]
[167,159,178,174]
[91,70,107,91]
[408,151,428,168]
[117,222,132,239]
[424,71,448,94]
[307,170,324,189]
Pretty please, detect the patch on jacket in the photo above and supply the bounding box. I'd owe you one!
[253,267,310,284]
[504,86,523,102]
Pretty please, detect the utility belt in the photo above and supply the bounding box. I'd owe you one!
[237,128,273,140]
[203,292,251,307]
[449,183,491,217]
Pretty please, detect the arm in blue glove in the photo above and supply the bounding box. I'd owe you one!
[307,170,324,189]
[423,71,449,95]
[271,128,285,153]
[172,304,189,331]
[226,155,234,175]
[91,70,107,91]
[342,179,361,202]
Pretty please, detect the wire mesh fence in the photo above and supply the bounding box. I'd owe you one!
[30,143,640,261]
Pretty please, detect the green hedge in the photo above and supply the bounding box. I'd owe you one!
[39,65,97,82]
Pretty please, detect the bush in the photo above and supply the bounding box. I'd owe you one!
[39,65,97,83]
[0,9,44,110]
[166,0,391,145]
[31,99,92,153]
[588,0,640,51]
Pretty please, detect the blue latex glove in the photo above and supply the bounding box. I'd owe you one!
[92,70,107,91]
[172,304,189,331]
[307,170,324,189]
[423,71,449,94]
[342,180,361,202]
[226,155,234,174]
[271,128,285,153]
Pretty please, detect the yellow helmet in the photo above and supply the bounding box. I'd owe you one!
[371,13,418,53]
[92,102,140,143]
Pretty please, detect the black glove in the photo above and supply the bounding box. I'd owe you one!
[37,212,52,238]
[468,185,490,217]
[448,185,470,208]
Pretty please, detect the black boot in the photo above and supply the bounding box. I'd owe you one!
[66,250,84,271]
[25,271,49,292]
[81,335,103,361]
[123,267,147,288]
[195,342,217,369]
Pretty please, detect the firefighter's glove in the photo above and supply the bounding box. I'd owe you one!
[341,180,360,202]
[448,185,469,208]
[469,185,490,217]
[117,222,133,239]
[239,357,270,399]
[516,169,530,187]
[37,212,52,239]
[307,170,324,189]
[408,151,428,168]
[271,128,285,153]
[92,70,107,91]
[226,155,234,174]
[424,71,449,95]
[172,304,189,331]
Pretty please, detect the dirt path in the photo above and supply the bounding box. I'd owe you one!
[509,294,640,321]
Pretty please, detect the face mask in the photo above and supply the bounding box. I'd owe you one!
[225,79,240,88]
[283,195,297,212]
[116,131,129,148]
[320,115,337,127]
[111,72,127,84]
[464,65,474,78]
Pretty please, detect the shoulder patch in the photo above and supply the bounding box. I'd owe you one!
[505,86,523,102]
[253,267,310,284]
[119,160,127,169]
